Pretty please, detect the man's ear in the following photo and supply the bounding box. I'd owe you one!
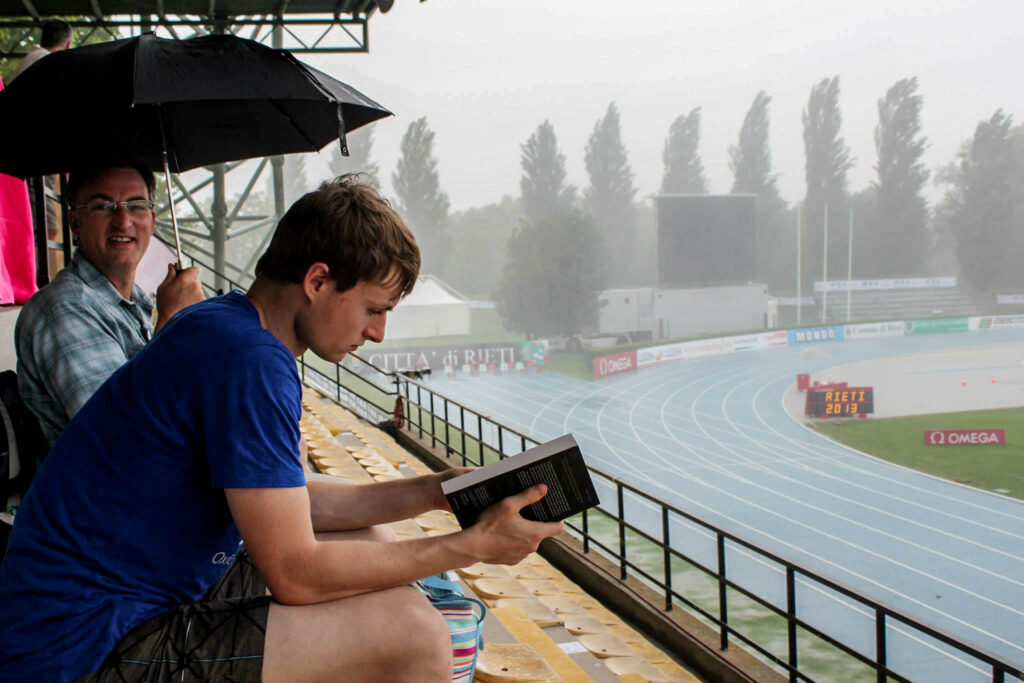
[68,209,81,238]
[301,262,331,300]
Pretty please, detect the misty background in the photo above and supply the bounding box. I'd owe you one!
[182,0,1023,338]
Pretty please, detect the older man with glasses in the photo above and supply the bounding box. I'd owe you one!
[14,163,205,446]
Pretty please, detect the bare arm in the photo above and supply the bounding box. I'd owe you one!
[305,468,471,532]
[225,483,562,605]
[154,264,205,333]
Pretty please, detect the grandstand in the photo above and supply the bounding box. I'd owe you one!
[816,285,978,322]
[299,389,714,683]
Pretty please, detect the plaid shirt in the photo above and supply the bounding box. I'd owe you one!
[15,251,154,446]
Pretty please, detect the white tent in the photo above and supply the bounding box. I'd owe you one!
[385,275,471,340]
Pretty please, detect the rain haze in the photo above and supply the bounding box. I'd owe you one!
[303,0,1024,210]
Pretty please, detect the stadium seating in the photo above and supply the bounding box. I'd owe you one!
[299,387,701,682]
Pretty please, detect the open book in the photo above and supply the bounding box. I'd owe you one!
[441,434,600,528]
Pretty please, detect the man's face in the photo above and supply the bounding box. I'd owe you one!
[301,275,401,363]
[68,167,154,284]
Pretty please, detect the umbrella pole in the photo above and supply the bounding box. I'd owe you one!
[162,150,184,269]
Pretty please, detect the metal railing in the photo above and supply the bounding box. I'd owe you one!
[361,363,1022,683]
[152,249,1022,683]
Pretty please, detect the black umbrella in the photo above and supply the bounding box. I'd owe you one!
[0,32,391,263]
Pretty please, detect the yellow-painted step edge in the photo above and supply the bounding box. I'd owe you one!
[491,606,593,683]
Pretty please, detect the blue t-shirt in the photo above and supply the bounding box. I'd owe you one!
[0,291,306,682]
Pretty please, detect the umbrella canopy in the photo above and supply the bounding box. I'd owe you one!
[0,32,391,178]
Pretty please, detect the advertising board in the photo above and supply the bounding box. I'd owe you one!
[593,351,638,379]
[923,429,1005,446]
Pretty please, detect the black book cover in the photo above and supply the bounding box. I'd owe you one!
[441,434,600,528]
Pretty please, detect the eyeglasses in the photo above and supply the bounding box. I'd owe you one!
[72,199,155,217]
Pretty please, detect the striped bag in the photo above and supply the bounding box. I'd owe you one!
[417,574,486,682]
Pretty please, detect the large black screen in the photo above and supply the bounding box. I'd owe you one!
[656,195,757,287]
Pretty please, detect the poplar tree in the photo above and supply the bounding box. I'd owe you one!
[729,91,791,288]
[392,117,450,276]
[497,121,604,338]
[584,102,637,286]
[661,107,708,194]
[802,76,853,289]
[870,77,929,277]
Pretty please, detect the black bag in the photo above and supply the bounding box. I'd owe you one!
[1,369,48,560]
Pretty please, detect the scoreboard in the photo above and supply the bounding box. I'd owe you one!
[805,387,874,418]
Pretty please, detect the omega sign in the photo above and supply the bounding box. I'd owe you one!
[593,351,637,379]
[923,429,1006,446]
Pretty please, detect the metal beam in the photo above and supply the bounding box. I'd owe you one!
[18,0,39,21]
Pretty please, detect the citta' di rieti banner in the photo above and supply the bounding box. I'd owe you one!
[362,340,549,372]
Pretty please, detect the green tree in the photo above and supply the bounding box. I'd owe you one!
[584,102,637,287]
[497,122,604,338]
[519,119,576,223]
[936,111,1023,292]
[660,107,708,194]
[729,90,791,288]
[329,127,380,189]
[445,196,522,298]
[802,76,854,290]
[392,117,450,276]
[869,77,929,277]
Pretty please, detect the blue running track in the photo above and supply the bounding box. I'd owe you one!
[421,329,1024,681]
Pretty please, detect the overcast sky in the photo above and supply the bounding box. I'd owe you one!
[301,0,1023,212]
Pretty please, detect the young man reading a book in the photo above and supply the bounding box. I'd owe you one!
[0,175,564,683]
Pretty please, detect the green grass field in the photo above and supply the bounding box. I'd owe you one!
[811,407,1024,501]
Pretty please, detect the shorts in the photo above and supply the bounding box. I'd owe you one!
[75,550,270,683]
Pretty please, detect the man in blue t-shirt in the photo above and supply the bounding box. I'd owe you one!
[0,175,565,682]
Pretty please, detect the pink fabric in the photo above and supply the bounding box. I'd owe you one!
[0,75,38,304]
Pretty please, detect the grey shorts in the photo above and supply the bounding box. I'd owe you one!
[75,550,270,683]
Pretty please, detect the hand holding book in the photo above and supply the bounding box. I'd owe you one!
[441,434,600,529]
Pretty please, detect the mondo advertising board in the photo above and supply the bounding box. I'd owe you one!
[788,325,844,345]
[924,429,1005,446]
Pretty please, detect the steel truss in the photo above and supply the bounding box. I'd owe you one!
[4,12,377,289]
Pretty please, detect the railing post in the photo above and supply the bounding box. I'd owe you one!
[617,484,627,580]
[498,425,504,457]
[444,399,451,457]
[718,533,728,650]
[663,506,672,611]
[429,391,436,447]
[477,413,484,463]
[416,384,423,437]
[403,379,411,433]
[787,567,798,682]
[459,406,467,465]
[875,608,886,683]
[335,363,341,402]
[582,507,589,554]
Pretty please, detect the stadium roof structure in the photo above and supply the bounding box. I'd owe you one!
[0,0,402,56]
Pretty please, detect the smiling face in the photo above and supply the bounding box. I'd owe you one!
[68,167,154,297]
[296,266,402,363]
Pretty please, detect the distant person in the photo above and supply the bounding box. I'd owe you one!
[15,164,204,445]
[0,174,562,682]
[9,19,73,82]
